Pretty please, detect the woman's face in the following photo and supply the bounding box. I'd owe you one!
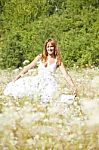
[46,42,55,55]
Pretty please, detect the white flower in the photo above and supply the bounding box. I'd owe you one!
[19,67,22,70]
[23,60,30,65]
[13,68,19,73]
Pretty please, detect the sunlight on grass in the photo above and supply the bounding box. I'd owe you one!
[0,67,99,149]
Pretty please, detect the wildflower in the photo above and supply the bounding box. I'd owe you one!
[23,60,30,65]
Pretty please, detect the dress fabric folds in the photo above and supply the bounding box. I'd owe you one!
[4,60,75,103]
[4,61,58,102]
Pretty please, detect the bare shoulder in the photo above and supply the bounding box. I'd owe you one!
[58,61,64,67]
[34,53,42,61]
[28,54,42,68]
[38,53,42,59]
[60,61,64,65]
[59,61,66,70]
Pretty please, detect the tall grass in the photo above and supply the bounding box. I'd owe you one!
[0,67,99,149]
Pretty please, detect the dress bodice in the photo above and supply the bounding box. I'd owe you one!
[37,60,57,76]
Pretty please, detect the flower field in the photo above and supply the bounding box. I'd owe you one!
[0,67,99,150]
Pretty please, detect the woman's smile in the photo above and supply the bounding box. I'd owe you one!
[46,42,54,54]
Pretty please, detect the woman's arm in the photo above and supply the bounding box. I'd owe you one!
[14,54,42,82]
[59,62,77,95]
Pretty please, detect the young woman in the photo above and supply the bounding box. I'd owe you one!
[4,39,77,102]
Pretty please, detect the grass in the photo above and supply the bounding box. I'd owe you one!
[0,67,99,150]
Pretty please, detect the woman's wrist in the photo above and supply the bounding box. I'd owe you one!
[20,73,24,77]
[73,88,78,96]
[14,74,23,82]
[71,86,77,95]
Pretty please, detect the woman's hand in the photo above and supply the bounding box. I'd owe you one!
[72,89,78,97]
[12,74,23,83]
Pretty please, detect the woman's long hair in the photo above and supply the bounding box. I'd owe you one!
[42,39,62,66]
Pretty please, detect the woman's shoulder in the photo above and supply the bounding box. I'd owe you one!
[35,53,42,61]
[56,57,62,67]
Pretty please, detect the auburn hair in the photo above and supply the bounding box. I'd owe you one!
[41,39,62,66]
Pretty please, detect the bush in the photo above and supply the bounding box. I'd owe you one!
[0,0,99,68]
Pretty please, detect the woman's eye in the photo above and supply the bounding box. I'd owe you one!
[47,46,54,48]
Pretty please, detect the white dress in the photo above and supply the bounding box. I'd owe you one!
[4,60,59,102]
[4,60,75,103]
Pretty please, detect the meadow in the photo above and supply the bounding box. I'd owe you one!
[0,67,99,150]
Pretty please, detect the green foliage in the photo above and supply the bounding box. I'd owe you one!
[0,0,99,68]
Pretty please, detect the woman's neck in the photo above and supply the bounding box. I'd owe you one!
[47,55,56,65]
[47,54,55,59]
